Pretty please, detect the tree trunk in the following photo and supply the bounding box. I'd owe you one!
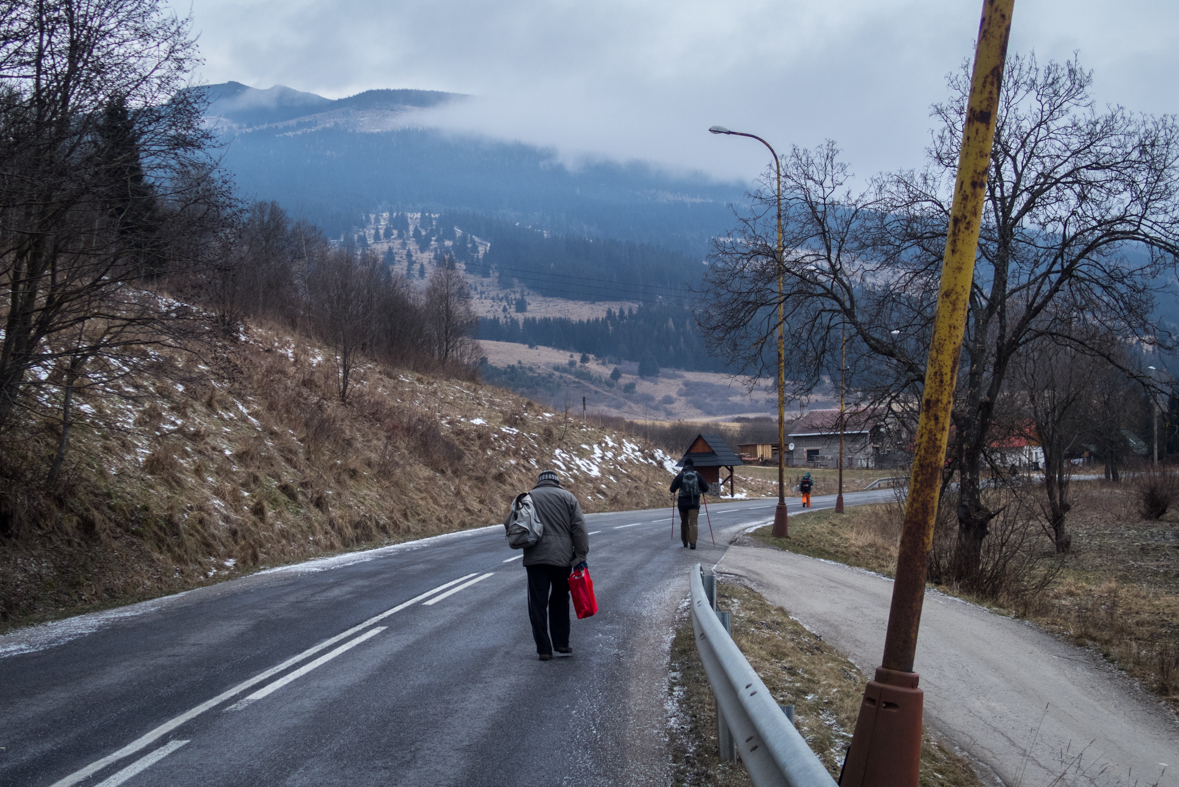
[954,438,995,579]
[1043,455,1072,554]
[48,356,85,486]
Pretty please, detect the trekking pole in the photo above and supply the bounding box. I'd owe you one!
[702,495,715,545]
[671,495,677,541]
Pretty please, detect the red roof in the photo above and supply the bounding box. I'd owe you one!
[989,421,1039,449]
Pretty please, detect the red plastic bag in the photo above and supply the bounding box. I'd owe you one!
[569,567,598,619]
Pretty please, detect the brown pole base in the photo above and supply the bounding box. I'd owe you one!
[835,493,845,513]
[771,502,789,538]
[839,667,922,787]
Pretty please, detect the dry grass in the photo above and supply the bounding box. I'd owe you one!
[735,465,900,497]
[751,482,1179,714]
[0,318,680,631]
[667,580,988,787]
[478,339,829,421]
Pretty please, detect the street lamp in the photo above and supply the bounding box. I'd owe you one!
[711,125,788,537]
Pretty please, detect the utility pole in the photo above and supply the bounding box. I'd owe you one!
[840,1,1015,784]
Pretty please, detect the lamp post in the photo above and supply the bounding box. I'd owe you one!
[710,125,788,537]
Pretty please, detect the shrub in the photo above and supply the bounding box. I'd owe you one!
[1133,465,1179,520]
[926,490,1060,608]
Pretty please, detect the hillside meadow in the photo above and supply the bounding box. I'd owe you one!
[0,319,721,631]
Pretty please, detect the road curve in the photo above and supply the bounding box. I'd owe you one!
[3,493,880,787]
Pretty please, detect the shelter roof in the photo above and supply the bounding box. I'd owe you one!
[678,433,744,467]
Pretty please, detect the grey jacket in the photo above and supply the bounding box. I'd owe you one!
[504,479,589,567]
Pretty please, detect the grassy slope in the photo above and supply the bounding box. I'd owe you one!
[0,319,692,630]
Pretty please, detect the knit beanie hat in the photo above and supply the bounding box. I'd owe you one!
[537,470,560,484]
[683,458,695,468]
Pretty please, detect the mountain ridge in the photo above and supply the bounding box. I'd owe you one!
[198,81,463,130]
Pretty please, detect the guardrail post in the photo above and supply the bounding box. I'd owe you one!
[780,704,795,725]
[715,609,735,761]
[702,574,717,610]
[689,564,839,786]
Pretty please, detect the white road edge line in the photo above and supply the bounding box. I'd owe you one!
[502,554,523,563]
[612,522,647,529]
[422,573,494,605]
[92,740,189,787]
[227,627,386,711]
[48,573,479,787]
[587,530,601,535]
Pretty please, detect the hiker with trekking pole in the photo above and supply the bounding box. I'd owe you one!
[670,458,710,549]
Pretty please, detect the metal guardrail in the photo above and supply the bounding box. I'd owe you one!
[864,476,907,490]
[689,564,838,787]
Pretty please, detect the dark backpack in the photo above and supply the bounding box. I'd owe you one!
[680,470,700,497]
[799,477,813,493]
[506,492,545,549]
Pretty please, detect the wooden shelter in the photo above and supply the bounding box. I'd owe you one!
[678,433,744,496]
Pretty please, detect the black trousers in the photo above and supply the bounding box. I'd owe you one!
[678,506,699,546]
[526,563,572,655]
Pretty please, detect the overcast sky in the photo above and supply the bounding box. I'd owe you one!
[172,0,1179,185]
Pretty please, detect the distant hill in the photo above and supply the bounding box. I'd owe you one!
[197,82,748,257]
[199,82,457,129]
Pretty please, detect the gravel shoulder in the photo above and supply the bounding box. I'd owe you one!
[718,543,1178,787]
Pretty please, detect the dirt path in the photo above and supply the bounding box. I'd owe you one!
[718,544,1177,787]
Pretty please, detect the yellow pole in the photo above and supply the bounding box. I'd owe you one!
[840,2,1014,784]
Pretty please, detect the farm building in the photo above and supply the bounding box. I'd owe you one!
[788,407,894,469]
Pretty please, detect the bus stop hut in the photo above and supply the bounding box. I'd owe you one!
[678,433,744,497]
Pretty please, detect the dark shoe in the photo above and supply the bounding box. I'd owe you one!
[539,653,553,661]
[682,542,688,548]
[690,544,696,549]
[555,646,572,655]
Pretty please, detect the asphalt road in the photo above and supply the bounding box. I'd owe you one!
[0,491,889,787]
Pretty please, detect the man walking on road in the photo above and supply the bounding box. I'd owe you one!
[671,458,706,549]
[505,470,590,661]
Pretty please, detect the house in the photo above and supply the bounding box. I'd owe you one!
[678,433,744,497]
[787,407,895,469]
[987,429,1045,471]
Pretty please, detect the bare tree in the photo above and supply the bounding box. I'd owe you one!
[1085,363,1150,481]
[1011,323,1120,553]
[372,269,430,367]
[309,247,379,402]
[424,256,479,367]
[0,0,231,439]
[701,53,1179,580]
